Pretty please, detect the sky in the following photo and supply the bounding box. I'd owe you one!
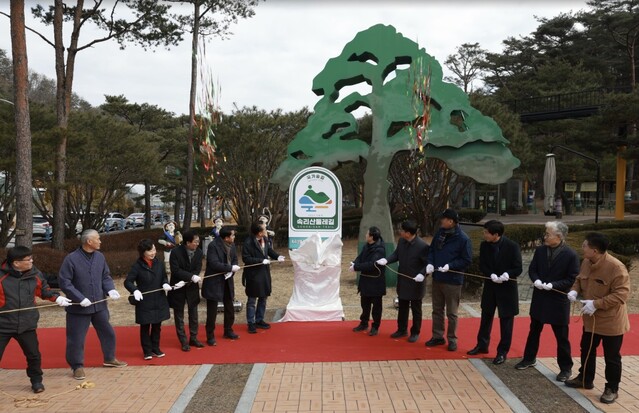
[0,0,590,117]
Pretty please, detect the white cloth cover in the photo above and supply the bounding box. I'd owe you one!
[279,233,344,322]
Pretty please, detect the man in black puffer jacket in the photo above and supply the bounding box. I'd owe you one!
[350,226,386,336]
[0,246,72,393]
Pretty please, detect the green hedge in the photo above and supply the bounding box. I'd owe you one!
[458,208,487,223]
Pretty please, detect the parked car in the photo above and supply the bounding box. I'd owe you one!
[33,215,51,237]
[125,213,145,228]
[104,212,126,231]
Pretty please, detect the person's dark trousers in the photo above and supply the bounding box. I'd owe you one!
[578,329,623,391]
[476,311,514,355]
[247,296,267,324]
[523,317,573,371]
[360,296,383,329]
[397,298,422,335]
[206,284,236,338]
[66,310,116,369]
[0,330,43,385]
[173,304,199,345]
[140,323,162,355]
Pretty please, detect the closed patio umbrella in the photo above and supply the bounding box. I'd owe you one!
[543,154,556,214]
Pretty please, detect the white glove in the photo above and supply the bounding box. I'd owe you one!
[262,259,271,265]
[426,264,434,274]
[232,265,240,272]
[348,263,355,272]
[80,298,92,307]
[224,272,232,279]
[267,230,275,237]
[376,258,387,266]
[162,283,172,292]
[191,274,201,283]
[277,256,285,262]
[567,290,578,302]
[438,264,450,272]
[108,289,121,300]
[542,282,553,291]
[414,273,425,282]
[56,296,72,307]
[580,299,597,315]
[500,272,510,282]
[490,273,502,283]
[133,290,143,301]
[533,279,544,289]
[173,280,186,290]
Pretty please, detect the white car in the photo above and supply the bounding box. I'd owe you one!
[125,213,145,228]
[33,216,52,237]
[104,212,126,231]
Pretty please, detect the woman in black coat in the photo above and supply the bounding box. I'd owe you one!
[124,239,172,360]
[351,226,386,336]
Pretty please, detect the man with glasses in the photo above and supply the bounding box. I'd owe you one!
[376,220,429,343]
[168,231,204,351]
[59,230,127,381]
[0,246,72,393]
[204,226,241,344]
[515,221,579,383]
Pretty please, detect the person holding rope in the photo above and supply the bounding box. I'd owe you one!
[350,226,386,336]
[467,220,522,365]
[0,246,72,393]
[376,220,428,343]
[242,221,285,334]
[514,221,579,383]
[58,230,127,381]
[124,239,172,360]
[168,231,203,352]
[204,226,241,343]
[564,232,630,405]
[425,208,472,352]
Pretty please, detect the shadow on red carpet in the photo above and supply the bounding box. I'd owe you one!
[2,315,638,369]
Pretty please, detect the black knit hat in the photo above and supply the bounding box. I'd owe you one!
[440,208,459,223]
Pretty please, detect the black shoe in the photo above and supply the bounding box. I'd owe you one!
[600,387,618,404]
[32,383,45,393]
[408,334,419,343]
[369,327,379,336]
[448,342,458,351]
[493,354,506,365]
[223,331,239,340]
[352,323,368,332]
[256,321,271,329]
[181,344,191,352]
[467,346,489,355]
[514,359,537,370]
[152,349,165,358]
[206,338,217,346]
[248,323,257,334]
[390,330,408,339]
[565,375,594,389]
[189,339,205,348]
[556,370,572,382]
[425,337,446,347]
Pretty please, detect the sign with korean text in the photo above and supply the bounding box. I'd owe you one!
[288,167,342,249]
[581,182,597,192]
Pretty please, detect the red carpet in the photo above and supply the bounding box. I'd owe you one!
[2,315,638,369]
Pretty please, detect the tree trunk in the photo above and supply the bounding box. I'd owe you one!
[184,1,201,231]
[144,180,151,229]
[10,0,33,247]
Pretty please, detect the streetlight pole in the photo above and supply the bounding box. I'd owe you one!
[550,145,600,223]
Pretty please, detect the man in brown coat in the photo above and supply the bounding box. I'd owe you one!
[565,232,630,405]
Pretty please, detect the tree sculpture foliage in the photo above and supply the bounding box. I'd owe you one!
[272,24,520,249]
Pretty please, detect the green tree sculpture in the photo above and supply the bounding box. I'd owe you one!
[272,24,520,257]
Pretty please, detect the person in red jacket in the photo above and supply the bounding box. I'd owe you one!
[0,246,72,393]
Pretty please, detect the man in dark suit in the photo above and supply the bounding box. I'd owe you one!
[242,222,285,334]
[515,221,580,383]
[203,226,241,344]
[376,220,429,343]
[168,231,203,352]
[467,220,522,364]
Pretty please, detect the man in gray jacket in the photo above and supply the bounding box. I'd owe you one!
[59,230,127,381]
